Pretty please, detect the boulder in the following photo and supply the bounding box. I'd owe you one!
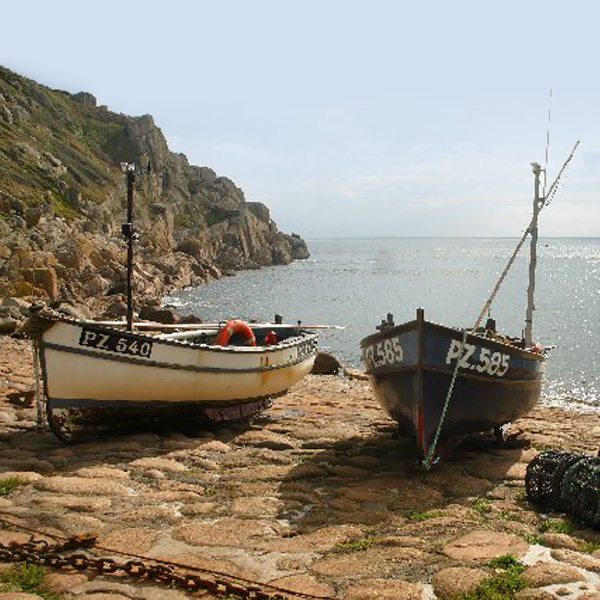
[432,567,491,599]
[25,206,43,228]
[12,280,43,298]
[178,313,203,325]
[19,268,58,299]
[443,530,529,561]
[312,352,341,375]
[138,305,178,324]
[539,533,580,550]
[344,367,369,381]
[101,301,128,319]
[0,316,18,335]
[345,579,423,600]
[272,245,293,265]
[177,239,204,258]
[2,296,30,312]
[81,273,110,297]
[523,563,586,587]
[52,302,92,320]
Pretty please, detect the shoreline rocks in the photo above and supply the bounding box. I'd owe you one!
[1,65,311,325]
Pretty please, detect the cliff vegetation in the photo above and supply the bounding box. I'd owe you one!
[0,65,309,329]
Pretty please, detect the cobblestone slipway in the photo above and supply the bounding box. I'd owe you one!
[2,336,600,600]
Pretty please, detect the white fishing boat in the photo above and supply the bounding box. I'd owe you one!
[31,163,321,441]
[33,314,318,441]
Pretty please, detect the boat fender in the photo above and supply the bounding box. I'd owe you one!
[265,331,278,345]
[216,319,256,347]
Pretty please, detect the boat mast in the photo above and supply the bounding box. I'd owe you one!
[524,162,543,347]
[121,163,136,332]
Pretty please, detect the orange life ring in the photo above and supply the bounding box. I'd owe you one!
[216,319,256,346]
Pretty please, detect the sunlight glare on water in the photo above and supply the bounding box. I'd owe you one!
[166,238,600,411]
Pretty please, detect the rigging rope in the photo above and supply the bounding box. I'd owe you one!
[545,140,579,207]
[544,88,552,199]
[421,141,580,470]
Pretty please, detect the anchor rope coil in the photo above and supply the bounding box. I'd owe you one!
[525,450,600,529]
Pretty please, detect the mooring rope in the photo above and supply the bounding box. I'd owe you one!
[421,141,580,470]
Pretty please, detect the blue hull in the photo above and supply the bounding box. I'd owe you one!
[360,309,545,457]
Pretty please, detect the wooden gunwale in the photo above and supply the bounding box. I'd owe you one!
[64,321,315,353]
[40,340,315,374]
[360,317,545,364]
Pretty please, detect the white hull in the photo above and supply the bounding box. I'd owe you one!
[40,321,317,407]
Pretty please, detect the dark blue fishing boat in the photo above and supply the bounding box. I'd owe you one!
[360,148,578,466]
[360,309,545,461]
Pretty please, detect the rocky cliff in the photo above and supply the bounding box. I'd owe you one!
[0,65,309,328]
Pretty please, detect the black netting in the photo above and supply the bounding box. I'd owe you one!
[526,450,600,529]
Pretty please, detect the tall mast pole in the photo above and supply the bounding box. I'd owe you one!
[121,163,136,332]
[524,162,542,347]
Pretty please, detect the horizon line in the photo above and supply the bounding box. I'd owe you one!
[304,235,600,241]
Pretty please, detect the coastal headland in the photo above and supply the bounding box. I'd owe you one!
[0,64,310,336]
[2,335,600,600]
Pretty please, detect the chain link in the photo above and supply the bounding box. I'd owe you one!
[0,530,330,600]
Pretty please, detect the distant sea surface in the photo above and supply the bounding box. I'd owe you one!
[166,238,600,411]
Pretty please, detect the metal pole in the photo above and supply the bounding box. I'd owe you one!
[524,162,542,347]
[32,339,43,430]
[123,166,136,332]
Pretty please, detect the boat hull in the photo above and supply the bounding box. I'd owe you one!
[39,320,317,439]
[360,311,545,457]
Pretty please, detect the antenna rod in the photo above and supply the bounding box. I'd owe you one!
[121,163,136,332]
[524,163,542,347]
[472,141,578,336]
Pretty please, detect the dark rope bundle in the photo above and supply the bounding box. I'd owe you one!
[525,450,585,508]
[526,450,600,529]
[564,458,600,528]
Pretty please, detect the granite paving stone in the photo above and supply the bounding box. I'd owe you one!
[3,337,600,599]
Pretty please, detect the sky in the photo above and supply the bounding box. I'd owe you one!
[1,0,598,238]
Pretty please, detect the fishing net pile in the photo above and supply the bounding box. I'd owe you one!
[526,450,600,528]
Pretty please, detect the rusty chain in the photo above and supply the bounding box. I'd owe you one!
[0,522,333,600]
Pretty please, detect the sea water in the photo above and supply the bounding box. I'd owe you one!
[166,238,600,411]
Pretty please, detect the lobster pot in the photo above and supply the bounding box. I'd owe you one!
[526,451,600,529]
[561,457,600,527]
[525,450,586,510]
